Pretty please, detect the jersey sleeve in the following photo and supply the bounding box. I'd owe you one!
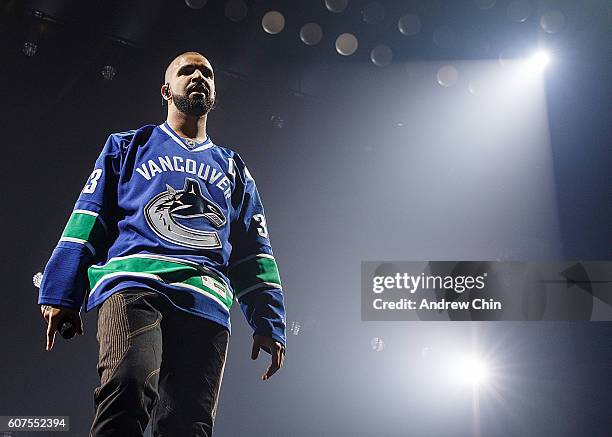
[227,154,286,348]
[38,134,121,309]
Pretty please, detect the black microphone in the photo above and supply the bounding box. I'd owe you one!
[58,319,77,339]
[34,272,77,340]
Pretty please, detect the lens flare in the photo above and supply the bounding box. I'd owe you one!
[454,355,490,387]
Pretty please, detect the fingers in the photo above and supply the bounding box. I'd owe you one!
[46,315,57,351]
[41,306,83,349]
[262,344,285,381]
[41,306,54,350]
[251,335,286,380]
[251,337,261,360]
[40,305,51,319]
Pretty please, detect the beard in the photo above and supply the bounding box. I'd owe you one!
[173,90,216,117]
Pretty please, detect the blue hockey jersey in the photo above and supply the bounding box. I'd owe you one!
[38,122,286,346]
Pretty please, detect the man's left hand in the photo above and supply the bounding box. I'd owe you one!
[251,334,285,381]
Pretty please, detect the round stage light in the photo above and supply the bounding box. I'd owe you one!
[437,65,459,87]
[370,44,393,67]
[540,10,565,34]
[300,23,323,46]
[398,14,421,36]
[262,11,285,34]
[185,0,207,9]
[325,0,349,13]
[335,33,358,56]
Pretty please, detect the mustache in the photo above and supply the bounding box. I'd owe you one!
[188,83,208,93]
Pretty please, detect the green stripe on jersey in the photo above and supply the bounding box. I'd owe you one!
[228,255,281,297]
[88,255,233,309]
[61,211,106,251]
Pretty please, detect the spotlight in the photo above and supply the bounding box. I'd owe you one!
[289,321,301,335]
[523,51,550,74]
[454,355,490,387]
[33,272,43,288]
[22,42,38,57]
[370,336,385,352]
[270,115,284,129]
[101,65,117,81]
[531,51,550,67]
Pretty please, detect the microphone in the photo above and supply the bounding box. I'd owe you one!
[33,272,77,340]
[58,320,77,339]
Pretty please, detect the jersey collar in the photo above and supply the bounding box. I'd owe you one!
[159,122,213,152]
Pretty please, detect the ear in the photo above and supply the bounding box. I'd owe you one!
[161,83,171,101]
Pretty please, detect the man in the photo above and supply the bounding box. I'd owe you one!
[38,51,286,436]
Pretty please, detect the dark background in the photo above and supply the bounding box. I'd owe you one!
[1,0,611,436]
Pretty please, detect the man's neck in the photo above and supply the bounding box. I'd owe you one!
[166,110,208,142]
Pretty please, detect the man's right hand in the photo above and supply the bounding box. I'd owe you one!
[40,305,83,351]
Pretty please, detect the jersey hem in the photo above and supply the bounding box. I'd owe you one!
[85,283,232,333]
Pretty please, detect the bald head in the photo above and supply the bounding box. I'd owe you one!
[164,51,210,83]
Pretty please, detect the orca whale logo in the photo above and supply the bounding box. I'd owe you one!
[144,178,226,249]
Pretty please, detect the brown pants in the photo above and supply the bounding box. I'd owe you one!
[89,289,229,437]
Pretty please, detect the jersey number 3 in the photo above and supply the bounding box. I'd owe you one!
[83,169,102,194]
[253,213,269,238]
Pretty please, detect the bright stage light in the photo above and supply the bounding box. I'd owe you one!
[523,51,550,74]
[531,51,550,68]
[454,355,490,387]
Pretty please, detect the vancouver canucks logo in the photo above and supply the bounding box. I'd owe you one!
[144,178,226,249]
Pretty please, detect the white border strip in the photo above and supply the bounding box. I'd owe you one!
[159,123,213,152]
[72,209,108,234]
[60,237,95,256]
[190,141,213,152]
[236,281,282,299]
[170,282,230,313]
[73,209,98,217]
[230,253,275,269]
[89,272,163,295]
